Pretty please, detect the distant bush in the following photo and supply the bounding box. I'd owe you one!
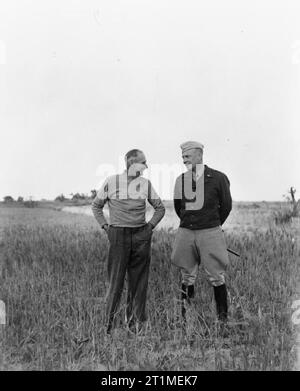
[285,186,300,217]
[71,193,88,201]
[273,208,295,225]
[17,196,24,203]
[274,187,299,225]
[23,200,38,208]
[55,194,66,202]
[3,196,14,203]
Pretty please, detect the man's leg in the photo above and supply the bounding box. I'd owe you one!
[105,227,130,334]
[126,225,152,329]
[180,264,199,320]
[195,226,230,322]
[171,228,199,319]
[181,263,199,296]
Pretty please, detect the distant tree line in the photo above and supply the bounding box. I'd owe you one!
[2,190,98,205]
[3,195,24,203]
[54,190,97,202]
[3,195,38,207]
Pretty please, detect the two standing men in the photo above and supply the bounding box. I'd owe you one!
[92,142,232,334]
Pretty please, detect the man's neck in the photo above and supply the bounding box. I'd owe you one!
[124,169,140,182]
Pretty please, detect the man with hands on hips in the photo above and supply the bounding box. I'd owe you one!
[92,149,165,334]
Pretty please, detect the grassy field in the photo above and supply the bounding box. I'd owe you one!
[0,202,299,370]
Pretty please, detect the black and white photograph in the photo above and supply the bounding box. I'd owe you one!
[0,0,300,375]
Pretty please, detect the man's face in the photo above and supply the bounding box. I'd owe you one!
[182,148,203,171]
[127,151,148,177]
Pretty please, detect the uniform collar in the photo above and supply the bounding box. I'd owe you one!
[185,164,212,179]
[204,165,213,177]
[194,164,205,180]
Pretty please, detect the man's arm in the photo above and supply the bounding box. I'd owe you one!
[218,173,232,225]
[173,176,182,218]
[147,181,165,228]
[91,179,109,228]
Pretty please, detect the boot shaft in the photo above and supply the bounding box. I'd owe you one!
[181,284,195,301]
[213,284,228,322]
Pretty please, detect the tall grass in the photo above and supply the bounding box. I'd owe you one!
[0,213,299,370]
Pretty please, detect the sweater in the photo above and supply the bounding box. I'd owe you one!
[92,171,165,228]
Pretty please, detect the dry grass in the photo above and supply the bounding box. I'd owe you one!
[0,205,299,370]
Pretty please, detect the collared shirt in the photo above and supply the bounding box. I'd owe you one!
[92,171,165,228]
[185,164,204,181]
[193,164,205,181]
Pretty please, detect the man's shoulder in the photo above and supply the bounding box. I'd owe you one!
[103,174,119,185]
[98,174,120,192]
[175,172,186,182]
[174,167,228,180]
[105,174,151,186]
[206,166,228,179]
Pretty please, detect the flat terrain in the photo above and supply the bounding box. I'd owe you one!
[0,201,299,370]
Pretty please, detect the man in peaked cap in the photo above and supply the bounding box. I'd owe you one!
[171,141,232,327]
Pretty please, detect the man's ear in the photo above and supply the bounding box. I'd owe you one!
[127,160,138,176]
[127,157,135,169]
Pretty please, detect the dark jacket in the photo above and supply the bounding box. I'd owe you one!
[173,165,232,230]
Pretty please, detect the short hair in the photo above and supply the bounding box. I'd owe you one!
[125,149,143,161]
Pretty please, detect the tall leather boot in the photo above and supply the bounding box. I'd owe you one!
[213,284,228,322]
[187,284,195,301]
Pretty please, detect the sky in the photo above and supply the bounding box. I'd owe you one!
[0,0,300,201]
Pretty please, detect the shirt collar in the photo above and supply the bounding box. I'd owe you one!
[204,165,213,177]
[192,163,205,180]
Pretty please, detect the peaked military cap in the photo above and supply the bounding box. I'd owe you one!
[180,141,204,153]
